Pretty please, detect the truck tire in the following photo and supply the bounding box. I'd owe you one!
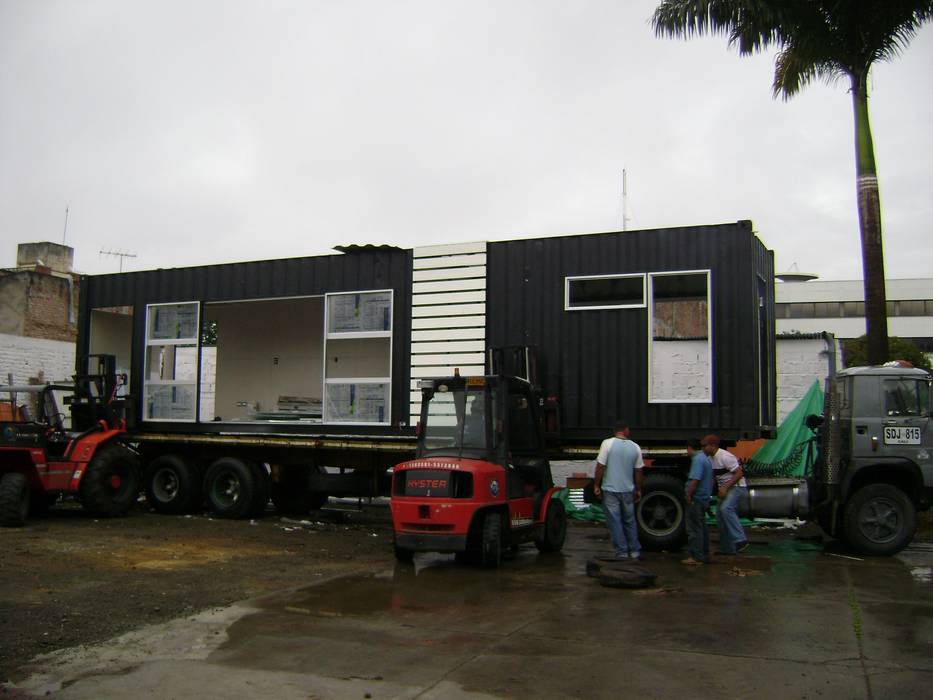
[535,498,567,553]
[637,473,687,551]
[0,473,30,527]
[247,462,271,517]
[204,457,257,519]
[271,465,327,515]
[80,443,141,517]
[481,511,503,568]
[842,484,916,556]
[144,454,202,514]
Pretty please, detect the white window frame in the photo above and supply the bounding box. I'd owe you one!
[322,290,393,425]
[647,269,713,404]
[564,273,646,311]
[143,301,200,422]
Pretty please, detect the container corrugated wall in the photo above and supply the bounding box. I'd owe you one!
[486,221,774,442]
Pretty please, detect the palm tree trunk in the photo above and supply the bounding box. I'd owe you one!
[851,74,889,365]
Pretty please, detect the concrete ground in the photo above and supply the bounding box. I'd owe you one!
[7,520,933,700]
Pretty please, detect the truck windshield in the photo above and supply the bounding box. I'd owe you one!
[422,386,488,453]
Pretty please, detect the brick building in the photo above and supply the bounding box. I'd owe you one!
[0,242,80,387]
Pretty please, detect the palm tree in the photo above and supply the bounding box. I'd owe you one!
[651,1,933,365]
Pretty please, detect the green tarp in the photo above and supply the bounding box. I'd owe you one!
[744,379,824,477]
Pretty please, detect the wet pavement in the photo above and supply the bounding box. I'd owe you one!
[8,521,933,699]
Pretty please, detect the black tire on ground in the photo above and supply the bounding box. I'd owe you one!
[481,511,503,568]
[203,457,257,519]
[0,473,30,527]
[144,454,202,514]
[247,462,271,517]
[270,465,327,515]
[79,443,141,518]
[637,473,687,551]
[842,483,916,556]
[393,538,415,563]
[29,491,58,516]
[535,497,567,552]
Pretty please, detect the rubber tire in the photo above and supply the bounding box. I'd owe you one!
[144,454,202,514]
[842,484,916,556]
[247,462,271,518]
[637,473,687,551]
[0,473,30,527]
[271,465,327,515]
[480,511,503,568]
[535,498,567,553]
[80,443,141,518]
[204,457,257,519]
[393,538,415,563]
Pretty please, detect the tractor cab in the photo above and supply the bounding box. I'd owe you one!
[390,374,566,567]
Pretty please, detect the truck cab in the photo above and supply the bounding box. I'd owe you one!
[390,374,566,566]
[818,365,933,554]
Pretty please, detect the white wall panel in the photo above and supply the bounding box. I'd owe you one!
[413,252,486,270]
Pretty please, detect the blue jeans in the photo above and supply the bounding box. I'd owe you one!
[686,497,710,561]
[602,489,640,557]
[716,486,747,553]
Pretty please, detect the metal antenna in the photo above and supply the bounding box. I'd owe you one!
[622,169,631,231]
[99,248,138,272]
[62,206,69,244]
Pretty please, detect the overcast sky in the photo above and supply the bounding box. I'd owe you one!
[1,0,931,279]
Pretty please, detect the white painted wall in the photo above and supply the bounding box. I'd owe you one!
[0,332,75,385]
[775,336,833,423]
[650,340,710,402]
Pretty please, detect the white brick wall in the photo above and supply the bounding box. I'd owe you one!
[0,332,75,385]
[776,336,833,423]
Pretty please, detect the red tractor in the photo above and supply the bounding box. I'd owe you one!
[0,356,139,526]
[391,374,567,567]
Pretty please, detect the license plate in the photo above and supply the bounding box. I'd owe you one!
[883,426,922,445]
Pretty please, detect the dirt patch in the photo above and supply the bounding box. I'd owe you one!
[0,500,394,684]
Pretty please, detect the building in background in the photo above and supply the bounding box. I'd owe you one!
[0,242,80,386]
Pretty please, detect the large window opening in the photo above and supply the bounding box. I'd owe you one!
[565,273,645,310]
[144,302,199,421]
[89,306,134,397]
[648,271,712,403]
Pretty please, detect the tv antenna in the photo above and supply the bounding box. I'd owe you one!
[622,169,631,231]
[99,248,138,272]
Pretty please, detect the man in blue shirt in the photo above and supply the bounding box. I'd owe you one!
[593,421,644,560]
[682,438,714,565]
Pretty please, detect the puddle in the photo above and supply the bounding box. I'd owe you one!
[909,567,932,584]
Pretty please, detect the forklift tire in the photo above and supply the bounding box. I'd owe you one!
[247,462,271,518]
[204,457,257,519]
[393,538,415,563]
[271,465,327,515]
[80,443,141,518]
[144,455,202,514]
[0,473,30,527]
[535,498,567,553]
[480,511,503,568]
[842,484,916,556]
[637,473,687,551]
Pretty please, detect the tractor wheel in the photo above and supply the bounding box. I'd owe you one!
[535,497,567,553]
[637,473,687,551]
[203,457,257,519]
[480,511,503,568]
[271,465,325,516]
[843,484,916,556]
[144,454,202,514]
[80,443,141,517]
[0,473,30,527]
[247,462,271,517]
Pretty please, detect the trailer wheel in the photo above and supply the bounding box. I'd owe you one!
[843,484,916,556]
[535,498,567,553]
[144,455,202,514]
[481,511,503,568]
[637,473,687,551]
[80,443,141,518]
[0,473,30,527]
[247,462,271,517]
[204,457,257,519]
[271,465,326,515]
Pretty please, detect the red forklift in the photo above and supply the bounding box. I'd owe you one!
[391,373,567,567]
[0,355,139,526]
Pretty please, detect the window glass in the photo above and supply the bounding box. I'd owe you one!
[566,274,644,309]
[883,379,927,417]
[144,302,199,421]
[508,392,538,450]
[327,292,391,333]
